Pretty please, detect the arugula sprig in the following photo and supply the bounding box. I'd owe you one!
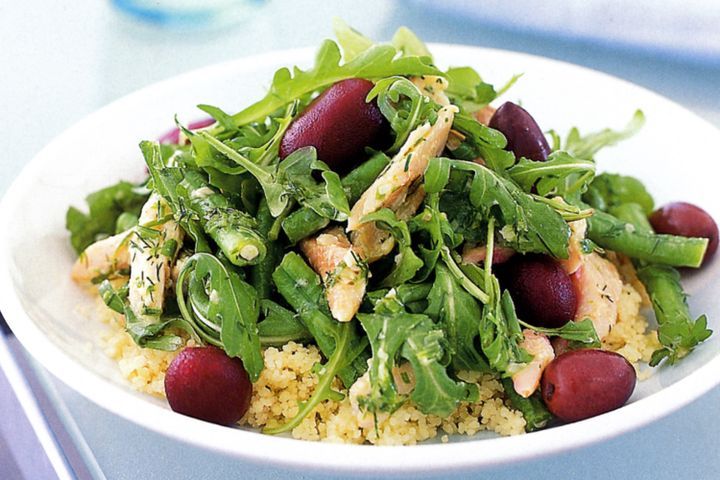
[267,252,369,434]
[518,318,600,348]
[367,76,440,152]
[356,312,427,415]
[99,280,199,351]
[400,317,479,417]
[360,209,423,287]
[198,134,350,220]
[508,151,596,197]
[358,303,479,419]
[583,173,655,215]
[563,110,645,160]
[425,156,570,259]
[445,67,521,114]
[175,253,264,381]
[450,114,515,171]
[66,181,149,254]
[475,220,532,376]
[425,264,490,372]
[229,39,442,128]
[333,19,433,62]
[190,103,294,174]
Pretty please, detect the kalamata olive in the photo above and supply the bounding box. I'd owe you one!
[158,117,215,144]
[489,102,551,161]
[280,78,387,172]
[649,202,718,264]
[164,346,252,426]
[498,254,577,328]
[541,349,636,422]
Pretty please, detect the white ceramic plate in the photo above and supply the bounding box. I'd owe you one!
[1,44,719,475]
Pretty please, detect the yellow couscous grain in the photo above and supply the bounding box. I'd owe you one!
[99,261,660,445]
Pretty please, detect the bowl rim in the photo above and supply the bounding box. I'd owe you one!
[2,43,720,474]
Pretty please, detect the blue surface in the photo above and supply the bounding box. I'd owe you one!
[2,0,720,478]
[40,369,720,479]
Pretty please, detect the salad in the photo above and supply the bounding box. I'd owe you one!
[67,21,717,443]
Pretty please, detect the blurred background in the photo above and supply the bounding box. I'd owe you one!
[2,0,720,193]
[1,0,719,478]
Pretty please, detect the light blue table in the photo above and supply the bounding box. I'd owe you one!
[2,1,720,478]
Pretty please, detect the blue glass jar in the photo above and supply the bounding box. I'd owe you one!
[111,0,264,29]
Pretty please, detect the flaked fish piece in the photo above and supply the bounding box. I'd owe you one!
[128,193,184,322]
[411,75,450,106]
[71,231,131,284]
[350,224,395,264]
[351,185,426,263]
[168,251,190,292]
[559,217,588,275]
[348,105,456,265]
[299,227,367,322]
[347,105,457,232]
[571,252,623,340]
[512,330,555,398]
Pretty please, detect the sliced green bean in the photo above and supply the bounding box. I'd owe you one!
[612,202,712,366]
[179,169,267,266]
[282,151,390,243]
[587,210,708,268]
[502,379,552,432]
[250,199,283,299]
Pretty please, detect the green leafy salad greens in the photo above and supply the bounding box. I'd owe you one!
[67,20,712,437]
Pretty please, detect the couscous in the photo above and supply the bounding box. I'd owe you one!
[69,22,714,445]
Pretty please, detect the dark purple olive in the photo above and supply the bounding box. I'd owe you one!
[498,254,577,328]
[489,102,551,161]
[541,349,636,422]
[650,202,718,265]
[165,346,252,426]
[280,78,387,172]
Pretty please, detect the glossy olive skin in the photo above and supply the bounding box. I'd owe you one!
[280,78,387,172]
[165,346,252,426]
[498,255,577,328]
[541,349,636,422]
[489,102,551,161]
[650,202,718,264]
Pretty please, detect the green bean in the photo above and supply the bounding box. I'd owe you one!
[179,169,267,266]
[609,202,652,234]
[587,210,708,268]
[637,265,712,365]
[272,252,368,387]
[257,300,312,346]
[612,202,712,366]
[502,379,552,432]
[281,151,390,243]
[250,199,283,299]
[281,209,331,244]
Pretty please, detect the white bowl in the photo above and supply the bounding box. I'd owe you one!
[1,44,719,475]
